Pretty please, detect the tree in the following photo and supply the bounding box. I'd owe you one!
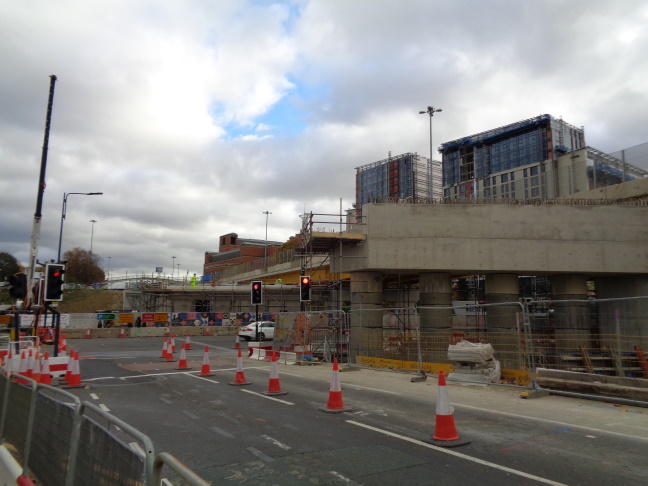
[0,252,21,282]
[63,247,105,285]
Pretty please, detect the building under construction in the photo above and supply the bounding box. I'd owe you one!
[440,114,647,200]
[355,152,441,213]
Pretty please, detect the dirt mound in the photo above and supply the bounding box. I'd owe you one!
[57,289,124,313]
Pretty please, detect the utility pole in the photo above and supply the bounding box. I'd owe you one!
[26,75,57,308]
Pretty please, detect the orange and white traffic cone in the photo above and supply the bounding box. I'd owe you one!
[16,351,28,384]
[175,344,191,370]
[262,352,286,396]
[85,328,92,339]
[63,351,84,388]
[39,352,53,385]
[31,351,41,384]
[319,358,352,413]
[63,350,74,384]
[185,335,192,350]
[61,334,68,352]
[229,348,251,386]
[119,327,125,338]
[171,335,176,353]
[165,342,176,363]
[426,370,470,447]
[160,338,168,358]
[204,327,211,336]
[233,334,241,350]
[24,349,34,380]
[199,346,214,376]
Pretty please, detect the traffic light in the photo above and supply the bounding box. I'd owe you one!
[8,273,27,300]
[299,275,311,302]
[251,280,263,305]
[44,264,65,302]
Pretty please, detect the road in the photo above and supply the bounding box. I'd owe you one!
[59,335,648,485]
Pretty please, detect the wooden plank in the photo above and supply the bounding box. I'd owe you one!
[579,345,593,374]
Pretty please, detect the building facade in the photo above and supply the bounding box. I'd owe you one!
[203,233,282,280]
[355,152,441,212]
[440,114,647,200]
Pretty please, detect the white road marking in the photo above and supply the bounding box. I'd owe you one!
[90,393,99,400]
[99,403,110,412]
[345,384,401,395]
[347,420,569,486]
[211,426,235,438]
[240,389,294,405]
[159,397,172,405]
[246,447,274,463]
[261,435,291,450]
[455,403,648,442]
[329,470,360,485]
[182,410,200,420]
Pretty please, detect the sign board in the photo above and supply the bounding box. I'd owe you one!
[0,315,11,325]
[119,314,133,324]
[142,313,155,322]
[97,313,117,320]
[155,313,169,322]
[20,314,70,328]
[156,267,163,273]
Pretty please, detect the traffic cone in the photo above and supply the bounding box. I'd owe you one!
[160,338,168,358]
[319,358,352,413]
[61,334,68,352]
[165,342,176,363]
[31,351,41,384]
[426,371,470,447]
[262,352,286,396]
[119,327,125,338]
[63,350,74,384]
[85,328,92,339]
[233,334,241,350]
[171,335,176,353]
[24,350,34,380]
[229,348,251,386]
[199,346,213,376]
[185,335,192,350]
[39,352,52,385]
[63,351,84,388]
[175,344,191,370]
[204,327,211,336]
[16,351,28,384]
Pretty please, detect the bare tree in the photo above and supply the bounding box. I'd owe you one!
[63,247,105,285]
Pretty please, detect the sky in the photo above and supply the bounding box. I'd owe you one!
[1,0,647,280]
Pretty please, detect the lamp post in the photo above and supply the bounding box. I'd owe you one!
[89,220,97,255]
[57,192,103,262]
[108,256,111,282]
[419,106,442,198]
[172,256,176,280]
[263,211,272,271]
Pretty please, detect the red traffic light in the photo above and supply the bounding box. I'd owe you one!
[301,277,310,284]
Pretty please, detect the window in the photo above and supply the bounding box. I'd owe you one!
[492,186,497,195]
[510,172,515,181]
[483,178,490,187]
[530,166,539,176]
[531,187,540,197]
[484,188,491,197]
[531,176,539,186]
[523,168,528,177]
[510,182,515,191]
[501,174,509,183]
[502,183,509,193]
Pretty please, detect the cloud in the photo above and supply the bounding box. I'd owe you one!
[1,0,647,278]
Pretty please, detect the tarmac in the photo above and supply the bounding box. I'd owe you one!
[262,359,648,443]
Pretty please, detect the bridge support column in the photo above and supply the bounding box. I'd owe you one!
[349,272,383,361]
[418,272,452,363]
[550,274,590,351]
[485,274,520,368]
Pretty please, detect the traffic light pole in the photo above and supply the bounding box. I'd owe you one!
[44,303,61,358]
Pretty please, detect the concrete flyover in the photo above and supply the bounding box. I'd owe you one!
[331,199,648,359]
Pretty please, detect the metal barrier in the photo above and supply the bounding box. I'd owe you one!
[0,372,208,485]
[346,297,648,387]
[273,311,349,364]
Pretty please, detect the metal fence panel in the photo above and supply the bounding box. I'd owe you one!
[74,416,145,486]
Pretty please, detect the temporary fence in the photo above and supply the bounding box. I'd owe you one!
[270,311,349,365]
[345,297,648,386]
[0,372,208,485]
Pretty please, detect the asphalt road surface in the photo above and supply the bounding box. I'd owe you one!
[58,336,648,486]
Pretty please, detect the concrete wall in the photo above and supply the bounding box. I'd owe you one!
[334,202,648,276]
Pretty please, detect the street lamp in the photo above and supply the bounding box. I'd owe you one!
[172,256,176,280]
[57,192,103,262]
[419,106,442,199]
[108,256,111,281]
[89,220,97,255]
[263,211,272,271]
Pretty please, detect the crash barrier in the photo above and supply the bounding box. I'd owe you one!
[272,311,350,365]
[0,372,208,485]
[346,297,648,386]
